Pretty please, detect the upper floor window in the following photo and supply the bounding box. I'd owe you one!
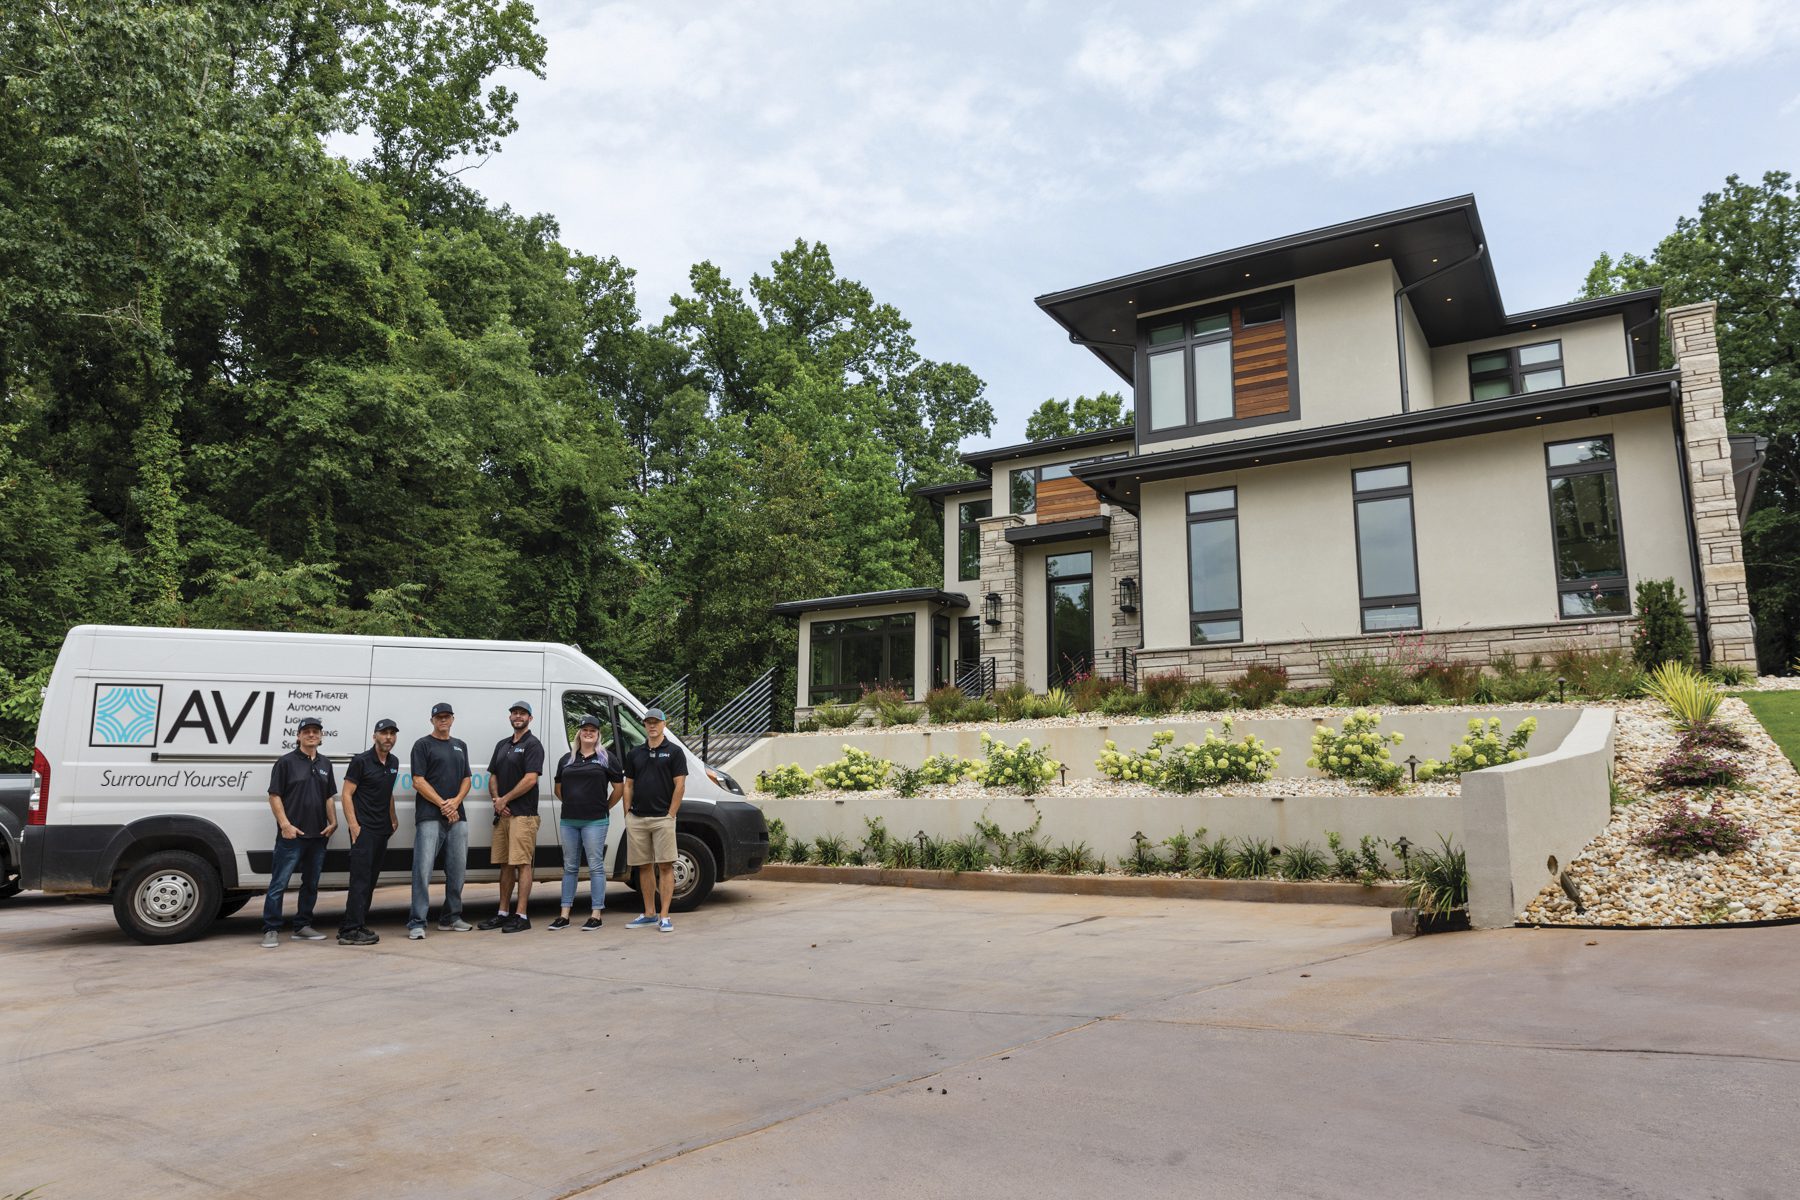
[1469,340,1563,401]
[1140,289,1294,443]
[1545,436,1630,619]
[1007,454,1127,517]
[956,499,990,580]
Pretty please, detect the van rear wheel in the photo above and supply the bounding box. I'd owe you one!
[113,851,221,944]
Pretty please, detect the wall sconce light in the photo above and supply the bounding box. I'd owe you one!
[984,592,1002,628]
[1117,575,1139,614]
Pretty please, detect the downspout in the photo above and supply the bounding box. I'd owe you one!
[1393,244,1486,413]
[1668,383,1713,668]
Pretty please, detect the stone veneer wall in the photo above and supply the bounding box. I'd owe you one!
[977,513,1025,689]
[1136,617,1640,689]
[1668,301,1758,670]
[1107,506,1143,655]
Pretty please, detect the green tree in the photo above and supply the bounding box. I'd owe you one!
[1581,171,1800,670]
[1023,392,1129,441]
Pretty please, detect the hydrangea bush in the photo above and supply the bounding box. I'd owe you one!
[756,763,813,797]
[812,745,894,791]
[972,732,1060,795]
[1307,710,1405,790]
[1097,725,1279,792]
[1416,716,1536,782]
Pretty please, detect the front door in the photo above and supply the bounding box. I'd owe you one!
[1047,551,1094,689]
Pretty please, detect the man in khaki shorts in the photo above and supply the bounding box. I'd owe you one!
[481,700,545,933]
[623,707,686,933]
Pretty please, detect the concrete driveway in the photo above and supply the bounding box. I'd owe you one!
[1,881,1795,1199]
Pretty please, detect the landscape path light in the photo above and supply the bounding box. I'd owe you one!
[1393,835,1412,871]
[1404,754,1420,783]
[1557,675,1567,703]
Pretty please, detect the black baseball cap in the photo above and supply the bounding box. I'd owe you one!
[297,716,323,732]
[577,713,602,729]
[373,718,399,733]
[431,702,454,717]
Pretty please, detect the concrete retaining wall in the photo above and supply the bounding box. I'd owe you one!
[1463,707,1616,930]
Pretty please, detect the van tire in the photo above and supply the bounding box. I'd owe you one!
[217,891,255,918]
[671,833,715,912]
[113,851,221,944]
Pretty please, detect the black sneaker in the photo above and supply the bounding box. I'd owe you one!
[477,912,511,931]
[501,914,531,933]
[582,915,603,931]
[548,916,570,930]
[337,927,379,946]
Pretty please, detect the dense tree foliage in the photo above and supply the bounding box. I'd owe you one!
[1582,172,1799,671]
[1022,391,1128,441]
[0,2,993,766]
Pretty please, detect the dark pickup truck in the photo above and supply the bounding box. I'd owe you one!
[0,773,27,899]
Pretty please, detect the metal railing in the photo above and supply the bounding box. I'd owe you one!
[697,665,778,766]
[1049,646,1138,692]
[645,675,695,736]
[954,656,996,699]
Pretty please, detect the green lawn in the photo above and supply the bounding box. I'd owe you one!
[1732,691,1800,771]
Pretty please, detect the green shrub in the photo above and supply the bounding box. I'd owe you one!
[882,838,919,869]
[813,745,894,791]
[1014,836,1052,874]
[857,817,891,863]
[1326,832,1360,880]
[940,833,991,873]
[1644,661,1723,733]
[795,717,821,733]
[1280,841,1329,881]
[1156,722,1280,791]
[1632,578,1696,670]
[891,766,927,797]
[1553,647,1645,699]
[1705,662,1755,687]
[1412,659,1483,703]
[1389,676,1443,706]
[1277,686,1332,708]
[765,816,789,860]
[1140,671,1188,715]
[1417,716,1537,781]
[924,684,968,723]
[812,833,849,866]
[1307,710,1406,789]
[1099,688,1149,716]
[975,811,1044,868]
[1229,663,1289,709]
[1193,836,1234,878]
[1401,834,1468,916]
[995,682,1034,721]
[1323,652,1407,706]
[1123,835,1161,875]
[919,752,982,786]
[1356,834,1390,881]
[955,698,1000,723]
[879,701,923,725]
[1179,680,1233,711]
[1478,653,1555,702]
[1095,731,1170,785]
[780,836,811,863]
[1161,828,1198,874]
[1229,837,1276,878]
[1026,687,1076,719]
[757,763,813,797]
[972,732,1061,794]
[1050,840,1098,874]
[1073,675,1126,712]
[813,700,861,729]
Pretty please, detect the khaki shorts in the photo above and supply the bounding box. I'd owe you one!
[492,814,541,866]
[626,814,677,866]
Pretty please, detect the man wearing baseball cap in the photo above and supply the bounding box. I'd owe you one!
[623,707,686,933]
[481,700,545,933]
[337,718,401,946]
[408,701,473,938]
[259,715,337,947]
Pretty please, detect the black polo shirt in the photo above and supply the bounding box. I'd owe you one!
[268,749,336,838]
[410,734,471,825]
[556,749,624,822]
[344,747,400,832]
[624,740,687,818]
[488,730,546,817]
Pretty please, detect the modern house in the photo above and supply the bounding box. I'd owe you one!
[774,196,1765,715]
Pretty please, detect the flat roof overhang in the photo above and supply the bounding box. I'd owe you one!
[771,588,970,618]
[912,478,992,501]
[960,425,1134,470]
[1005,515,1111,547]
[1074,370,1681,511]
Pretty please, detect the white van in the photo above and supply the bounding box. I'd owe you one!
[22,625,769,943]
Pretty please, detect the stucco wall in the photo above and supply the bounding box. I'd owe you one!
[1133,407,1695,652]
[1401,292,1435,409]
[1426,315,1629,407]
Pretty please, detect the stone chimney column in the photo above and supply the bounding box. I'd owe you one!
[1667,301,1757,670]
[977,513,1025,690]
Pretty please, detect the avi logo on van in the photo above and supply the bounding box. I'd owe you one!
[164,689,278,746]
[90,684,164,747]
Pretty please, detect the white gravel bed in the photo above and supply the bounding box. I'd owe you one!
[1742,675,1800,691]
[788,699,1572,737]
[781,772,1459,803]
[1520,698,1800,927]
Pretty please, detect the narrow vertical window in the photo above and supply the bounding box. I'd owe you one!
[957,499,990,581]
[1352,465,1420,632]
[1186,488,1242,643]
[1545,437,1630,617]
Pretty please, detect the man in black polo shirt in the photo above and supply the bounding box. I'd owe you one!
[480,700,545,933]
[408,701,473,939]
[260,715,337,948]
[337,718,401,946]
[623,707,686,933]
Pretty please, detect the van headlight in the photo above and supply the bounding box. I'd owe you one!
[705,767,744,796]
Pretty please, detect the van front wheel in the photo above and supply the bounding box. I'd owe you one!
[671,833,716,912]
[113,851,221,944]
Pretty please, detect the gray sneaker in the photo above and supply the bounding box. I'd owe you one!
[260,929,279,948]
[291,925,328,941]
[437,917,473,932]
[407,927,426,940]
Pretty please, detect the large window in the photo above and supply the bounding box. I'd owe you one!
[1047,552,1094,687]
[1546,437,1631,618]
[957,499,990,580]
[1352,464,1421,632]
[1186,488,1242,644]
[932,615,951,689]
[809,614,915,705]
[1142,289,1293,442]
[1469,340,1564,400]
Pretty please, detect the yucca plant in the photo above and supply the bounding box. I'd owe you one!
[1401,834,1468,918]
[1193,836,1234,878]
[1050,840,1097,875]
[1229,837,1276,878]
[1279,841,1329,881]
[812,833,849,866]
[1644,662,1722,733]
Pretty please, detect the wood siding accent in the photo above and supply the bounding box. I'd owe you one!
[1232,308,1290,420]
[1036,474,1101,523]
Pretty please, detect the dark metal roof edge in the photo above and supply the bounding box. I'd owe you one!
[1033,195,1478,307]
[960,425,1135,469]
[911,477,992,500]
[1501,287,1662,331]
[1074,370,1682,487]
[771,588,970,617]
[1004,515,1111,545]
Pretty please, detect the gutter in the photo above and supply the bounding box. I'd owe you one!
[1394,243,1486,413]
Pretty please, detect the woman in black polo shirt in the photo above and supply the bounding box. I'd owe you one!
[551,714,624,930]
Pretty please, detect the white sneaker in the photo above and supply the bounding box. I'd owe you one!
[407,927,426,940]
[658,917,673,933]
[260,930,279,948]
[291,925,327,941]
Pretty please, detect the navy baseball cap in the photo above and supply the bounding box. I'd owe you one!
[643,707,667,723]
[297,716,323,731]
[431,702,454,717]
[577,713,602,729]
[510,700,533,715]
[373,718,399,733]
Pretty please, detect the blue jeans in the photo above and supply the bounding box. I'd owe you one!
[559,821,609,911]
[262,835,327,932]
[408,818,469,929]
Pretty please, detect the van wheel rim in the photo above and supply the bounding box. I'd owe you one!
[137,871,200,928]
[673,852,696,899]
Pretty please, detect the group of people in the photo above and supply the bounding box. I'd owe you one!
[259,700,689,947]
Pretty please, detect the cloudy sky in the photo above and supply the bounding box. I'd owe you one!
[453,0,1800,445]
